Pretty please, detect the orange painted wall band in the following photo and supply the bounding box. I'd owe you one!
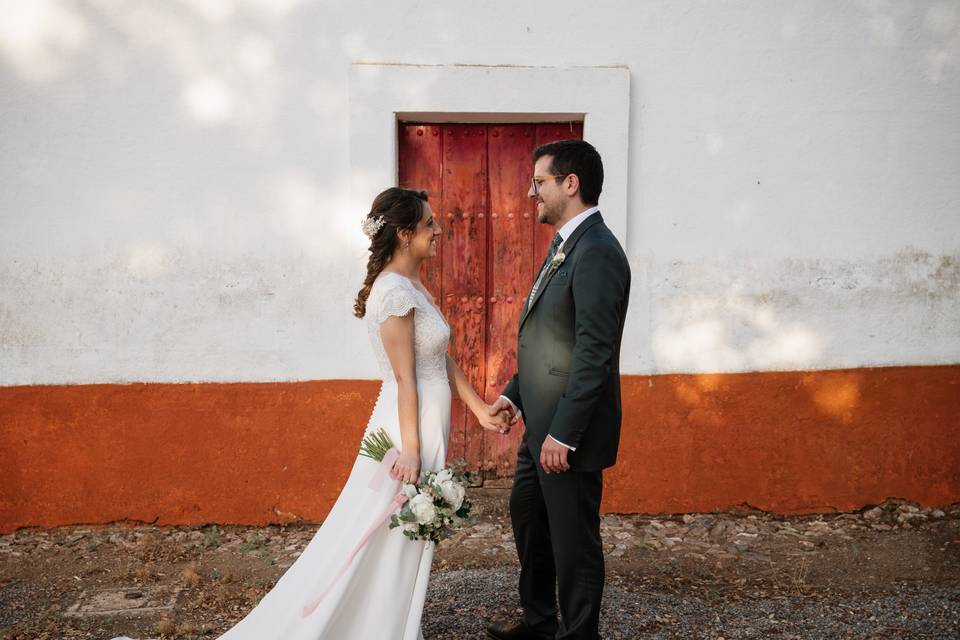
[1,367,958,532]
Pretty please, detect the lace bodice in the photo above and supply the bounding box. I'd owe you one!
[366,272,451,383]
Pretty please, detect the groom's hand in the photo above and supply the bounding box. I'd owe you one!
[540,437,570,473]
[488,396,520,426]
[477,407,512,434]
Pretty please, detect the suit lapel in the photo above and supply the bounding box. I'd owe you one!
[518,212,604,331]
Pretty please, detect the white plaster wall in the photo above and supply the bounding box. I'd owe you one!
[1,0,958,385]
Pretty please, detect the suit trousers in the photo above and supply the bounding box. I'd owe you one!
[510,441,605,640]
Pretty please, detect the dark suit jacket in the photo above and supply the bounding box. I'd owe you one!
[501,212,631,471]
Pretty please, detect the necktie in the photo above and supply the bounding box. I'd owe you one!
[527,233,563,310]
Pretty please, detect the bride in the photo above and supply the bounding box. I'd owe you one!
[212,187,510,639]
[113,187,509,640]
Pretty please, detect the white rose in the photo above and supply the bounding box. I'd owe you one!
[438,479,466,512]
[401,483,419,498]
[434,469,453,484]
[408,494,437,524]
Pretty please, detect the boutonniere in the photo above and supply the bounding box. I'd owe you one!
[548,251,566,274]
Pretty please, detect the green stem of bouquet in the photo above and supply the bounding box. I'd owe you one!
[359,428,396,462]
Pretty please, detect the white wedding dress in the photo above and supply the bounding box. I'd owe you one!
[116,272,452,640]
[219,272,452,639]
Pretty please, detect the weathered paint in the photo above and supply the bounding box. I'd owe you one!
[2,366,957,532]
[440,124,488,465]
[0,380,379,533]
[603,366,960,514]
[2,3,957,388]
[400,122,585,475]
[485,123,539,477]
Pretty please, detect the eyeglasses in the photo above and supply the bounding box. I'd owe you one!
[531,174,568,195]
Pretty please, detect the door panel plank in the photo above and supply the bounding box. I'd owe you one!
[484,124,536,474]
[440,124,488,467]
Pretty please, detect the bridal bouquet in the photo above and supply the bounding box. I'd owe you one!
[301,428,475,617]
[360,428,476,543]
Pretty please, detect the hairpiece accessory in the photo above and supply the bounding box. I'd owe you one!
[361,215,387,238]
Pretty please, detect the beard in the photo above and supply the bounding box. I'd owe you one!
[537,198,561,225]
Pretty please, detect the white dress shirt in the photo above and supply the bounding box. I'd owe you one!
[501,206,601,451]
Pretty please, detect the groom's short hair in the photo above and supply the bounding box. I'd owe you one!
[533,139,603,206]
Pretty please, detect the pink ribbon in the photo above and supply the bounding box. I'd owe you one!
[302,451,409,618]
[368,447,400,491]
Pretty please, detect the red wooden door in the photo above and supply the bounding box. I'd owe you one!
[398,122,584,480]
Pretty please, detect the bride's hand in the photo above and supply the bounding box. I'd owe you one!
[477,406,512,434]
[391,451,421,484]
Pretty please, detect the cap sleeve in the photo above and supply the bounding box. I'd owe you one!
[372,277,419,325]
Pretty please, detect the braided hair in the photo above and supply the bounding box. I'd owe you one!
[354,187,429,318]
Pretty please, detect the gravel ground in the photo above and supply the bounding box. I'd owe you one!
[2,498,958,639]
[423,568,960,639]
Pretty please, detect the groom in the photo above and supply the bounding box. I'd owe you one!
[487,140,631,640]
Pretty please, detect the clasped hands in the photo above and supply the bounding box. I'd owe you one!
[476,402,515,434]
[486,397,570,474]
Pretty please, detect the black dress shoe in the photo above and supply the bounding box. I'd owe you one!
[486,621,553,640]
